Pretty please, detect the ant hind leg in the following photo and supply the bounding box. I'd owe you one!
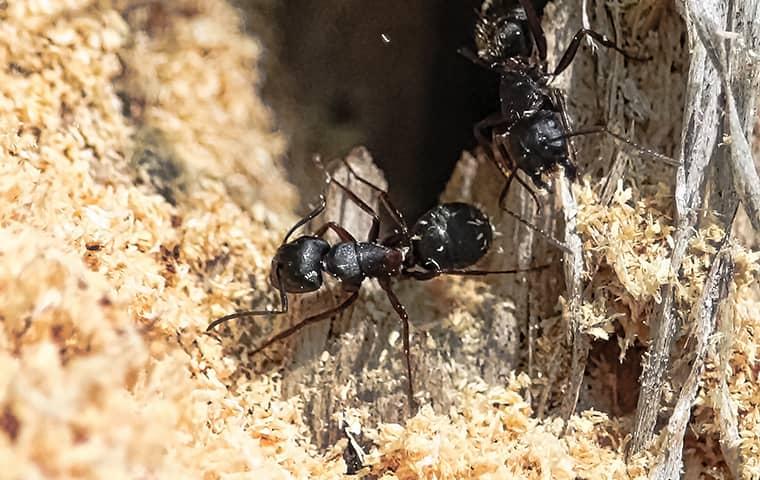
[377,278,417,415]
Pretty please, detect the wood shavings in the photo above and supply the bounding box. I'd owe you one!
[0,1,339,478]
[631,0,760,457]
[366,378,643,480]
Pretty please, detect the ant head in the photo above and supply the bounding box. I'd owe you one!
[474,7,533,63]
[270,236,330,293]
[507,110,569,179]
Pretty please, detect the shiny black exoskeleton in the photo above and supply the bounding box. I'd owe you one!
[467,0,642,208]
[208,160,538,413]
[270,236,329,293]
[473,0,551,67]
[474,3,534,64]
[409,202,492,271]
[266,235,402,294]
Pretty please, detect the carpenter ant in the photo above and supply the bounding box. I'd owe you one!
[207,159,544,413]
[467,0,654,209]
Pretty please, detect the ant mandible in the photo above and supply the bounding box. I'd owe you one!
[207,157,544,413]
[466,0,652,210]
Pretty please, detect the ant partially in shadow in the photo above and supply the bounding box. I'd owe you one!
[466,0,673,211]
[207,158,545,413]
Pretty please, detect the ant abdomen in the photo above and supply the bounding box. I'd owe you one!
[411,202,493,270]
[474,5,533,63]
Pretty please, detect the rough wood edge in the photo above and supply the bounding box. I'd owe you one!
[649,220,735,479]
[631,0,759,456]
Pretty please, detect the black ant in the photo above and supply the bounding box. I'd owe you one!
[207,158,544,413]
[466,0,656,210]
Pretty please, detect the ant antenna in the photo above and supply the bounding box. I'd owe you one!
[551,127,680,167]
[207,265,289,331]
[284,195,327,243]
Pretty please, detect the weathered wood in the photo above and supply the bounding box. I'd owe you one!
[631,0,759,456]
[271,0,706,454]
[649,230,734,479]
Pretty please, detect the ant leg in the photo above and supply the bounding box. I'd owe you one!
[529,173,550,191]
[249,291,360,355]
[504,208,573,253]
[475,113,508,151]
[458,46,525,73]
[329,178,383,242]
[548,88,579,181]
[314,221,357,243]
[377,277,416,415]
[497,172,516,209]
[553,28,649,77]
[491,132,514,176]
[517,0,548,63]
[499,171,542,212]
[458,46,486,66]
[490,132,542,211]
[284,195,327,243]
[404,264,550,281]
[338,159,409,238]
[513,174,544,211]
[207,266,289,331]
[557,127,679,166]
[316,156,387,240]
[381,231,406,249]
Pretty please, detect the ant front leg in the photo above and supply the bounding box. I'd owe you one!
[552,28,649,77]
[548,88,579,181]
[474,112,508,153]
[498,170,543,213]
[491,135,542,212]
